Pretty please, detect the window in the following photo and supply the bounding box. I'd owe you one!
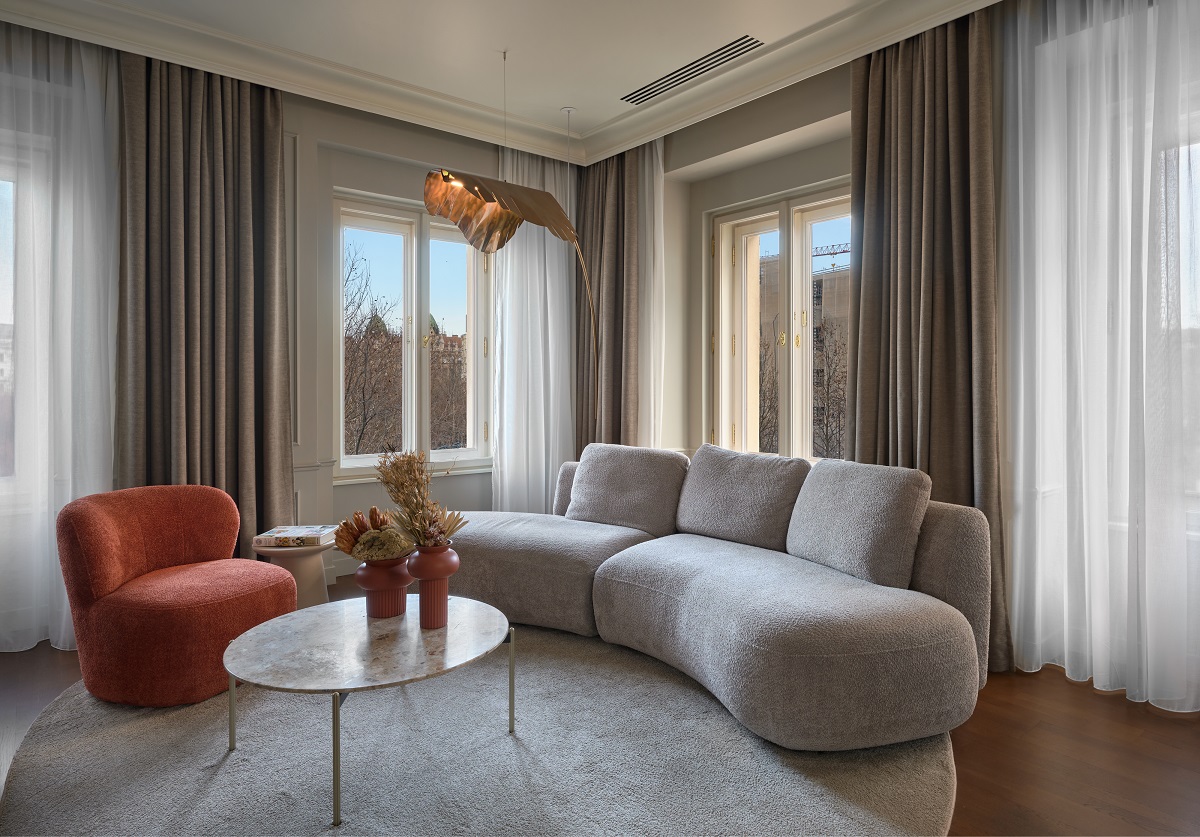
[337,198,491,473]
[0,178,12,477]
[712,197,849,459]
[797,205,851,459]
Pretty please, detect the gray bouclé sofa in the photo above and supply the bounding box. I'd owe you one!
[450,442,990,752]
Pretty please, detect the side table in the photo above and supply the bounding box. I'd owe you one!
[251,543,335,609]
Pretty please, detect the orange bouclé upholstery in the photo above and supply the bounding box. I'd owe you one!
[57,485,296,707]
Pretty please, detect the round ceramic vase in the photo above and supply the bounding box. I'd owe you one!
[407,544,460,629]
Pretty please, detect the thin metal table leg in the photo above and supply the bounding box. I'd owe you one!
[332,691,341,826]
[508,627,515,734]
[228,674,236,751]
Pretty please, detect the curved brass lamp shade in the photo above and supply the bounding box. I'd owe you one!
[425,167,602,438]
[423,169,577,254]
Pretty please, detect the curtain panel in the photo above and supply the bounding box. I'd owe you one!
[116,55,293,559]
[0,26,119,651]
[1003,0,1200,711]
[576,149,640,455]
[848,8,1012,671]
[636,139,667,450]
[493,148,577,513]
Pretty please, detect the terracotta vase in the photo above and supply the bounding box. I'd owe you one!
[354,557,415,618]
[407,543,460,629]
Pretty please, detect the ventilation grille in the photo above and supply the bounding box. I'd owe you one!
[620,35,765,106]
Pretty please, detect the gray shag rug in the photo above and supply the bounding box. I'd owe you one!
[0,627,954,835]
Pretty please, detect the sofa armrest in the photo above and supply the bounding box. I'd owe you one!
[553,462,579,516]
[910,501,992,689]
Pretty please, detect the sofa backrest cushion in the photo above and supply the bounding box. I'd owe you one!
[566,443,689,538]
[552,461,579,516]
[676,444,811,551]
[786,459,931,588]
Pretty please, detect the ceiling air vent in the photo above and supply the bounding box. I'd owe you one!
[620,35,765,106]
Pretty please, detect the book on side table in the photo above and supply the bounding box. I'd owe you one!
[253,525,338,547]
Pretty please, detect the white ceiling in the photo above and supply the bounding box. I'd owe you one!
[0,0,995,164]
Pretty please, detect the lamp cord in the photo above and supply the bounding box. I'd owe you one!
[503,51,508,155]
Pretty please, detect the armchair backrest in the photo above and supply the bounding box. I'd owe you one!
[56,484,241,608]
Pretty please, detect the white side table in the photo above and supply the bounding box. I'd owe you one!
[251,543,335,609]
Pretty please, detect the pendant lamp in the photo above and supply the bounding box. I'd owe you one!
[423,69,599,426]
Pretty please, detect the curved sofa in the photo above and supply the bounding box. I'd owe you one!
[451,442,990,752]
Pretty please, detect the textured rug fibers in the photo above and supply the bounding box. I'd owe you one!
[0,627,954,835]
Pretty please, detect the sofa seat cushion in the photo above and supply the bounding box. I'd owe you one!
[450,511,654,636]
[593,534,979,751]
[565,443,689,538]
[676,444,810,551]
[88,559,295,707]
[786,459,931,588]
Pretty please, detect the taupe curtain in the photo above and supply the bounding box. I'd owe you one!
[116,55,294,559]
[575,151,639,455]
[848,8,1012,671]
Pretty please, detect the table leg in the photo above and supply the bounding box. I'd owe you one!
[228,674,236,751]
[508,627,515,734]
[332,692,342,826]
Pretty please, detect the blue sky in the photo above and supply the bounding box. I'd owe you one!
[751,212,850,272]
[748,212,854,267]
[344,226,468,335]
[812,214,851,272]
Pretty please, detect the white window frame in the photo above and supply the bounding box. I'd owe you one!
[0,143,38,504]
[789,198,851,460]
[333,196,493,479]
[426,220,492,471]
[713,210,783,453]
[710,193,850,459]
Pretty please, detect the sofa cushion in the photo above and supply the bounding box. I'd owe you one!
[450,511,653,636]
[565,443,689,538]
[552,461,578,516]
[676,444,810,551]
[593,534,978,751]
[786,459,931,589]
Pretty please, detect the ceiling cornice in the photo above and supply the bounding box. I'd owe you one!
[0,0,997,165]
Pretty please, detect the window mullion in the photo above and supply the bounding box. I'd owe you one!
[413,213,431,456]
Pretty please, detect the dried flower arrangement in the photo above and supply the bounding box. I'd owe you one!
[375,449,467,547]
[334,506,414,563]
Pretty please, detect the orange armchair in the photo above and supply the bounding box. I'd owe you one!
[56,485,296,707]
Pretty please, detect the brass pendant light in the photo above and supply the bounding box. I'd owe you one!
[422,168,576,254]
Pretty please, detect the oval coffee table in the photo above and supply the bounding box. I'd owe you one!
[223,595,514,826]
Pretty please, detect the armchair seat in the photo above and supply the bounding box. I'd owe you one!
[57,485,297,707]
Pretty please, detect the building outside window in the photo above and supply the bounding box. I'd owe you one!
[712,197,850,460]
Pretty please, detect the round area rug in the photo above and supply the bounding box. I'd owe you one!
[0,627,954,836]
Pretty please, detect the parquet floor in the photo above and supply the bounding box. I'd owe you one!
[3,579,1198,835]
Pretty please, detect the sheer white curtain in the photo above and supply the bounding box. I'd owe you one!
[0,27,119,652]
[636,139,666,449]
[493,149,577,512]
[1003,0,1200,710]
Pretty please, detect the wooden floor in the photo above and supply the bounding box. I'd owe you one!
[3,584,1199,835]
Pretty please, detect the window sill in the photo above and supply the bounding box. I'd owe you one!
[333,460,493,486]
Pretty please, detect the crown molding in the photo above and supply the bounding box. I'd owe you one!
[0,0,997,166]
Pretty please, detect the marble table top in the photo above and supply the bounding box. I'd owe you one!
[223,595,509,694]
